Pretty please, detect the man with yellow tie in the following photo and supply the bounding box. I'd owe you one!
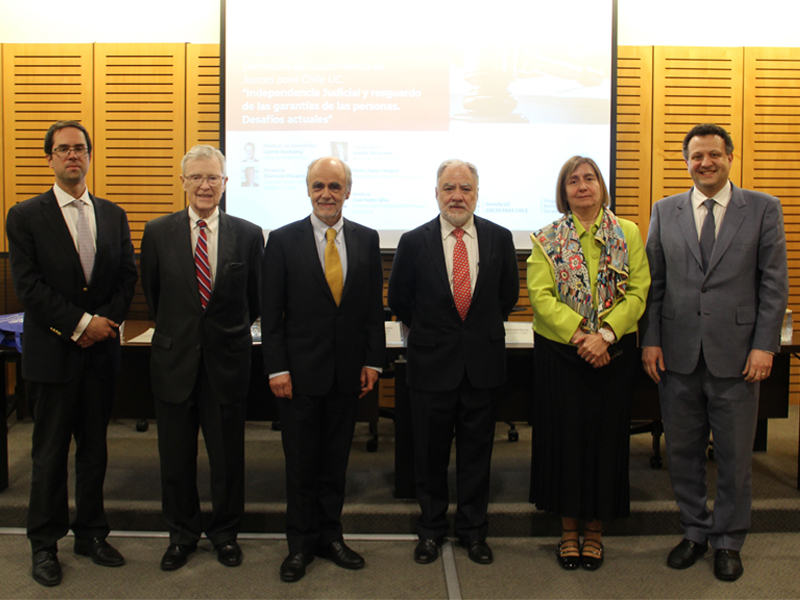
[262,157,385,583]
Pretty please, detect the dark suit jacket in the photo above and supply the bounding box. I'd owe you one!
[140,208,263,404]
[261,216,385,397]
[7,188,137,382]
[640,184,789,378]
[388,216,519,392]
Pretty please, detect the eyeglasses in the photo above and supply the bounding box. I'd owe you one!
[51,145,89,158]
[185,174,224,187]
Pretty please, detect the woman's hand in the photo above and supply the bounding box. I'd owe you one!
[576,333,610,367]
[570,327,588,346]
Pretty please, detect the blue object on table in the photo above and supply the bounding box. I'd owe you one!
[0,313,23,353]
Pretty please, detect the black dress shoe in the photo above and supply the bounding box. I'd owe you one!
[316,540,365,569]
[460,539,494,565]
[32,550,61,587]
[160,543,197,571]
[667,539,708,569]
[215,541,243,567]
[74,537,125,567]
[414,538,440,564]
[280,552,314,582]
[714,549,744,581]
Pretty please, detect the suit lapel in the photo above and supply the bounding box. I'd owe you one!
[170,209,202,307]
[41,190,87,283]
[90,194,109,284]
[212,212,235,305]
[297,217,333,300]
[341,219,358,303]
[707,184,746,275]
[422,217,454,302]
[676,191,703,271]
[473,217,492,304]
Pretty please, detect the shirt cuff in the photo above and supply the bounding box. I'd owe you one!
[269,371,290,379]
[71,313,94,341]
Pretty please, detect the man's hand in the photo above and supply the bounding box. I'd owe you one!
[743,349,773,383]
[77,316,119,348]
[576,333,610,367]
[642,346,665,383]
[359,367,379,399]
[270,373,293,399]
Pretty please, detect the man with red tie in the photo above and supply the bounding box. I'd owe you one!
[388,159,519,566]
[140,145,263,572]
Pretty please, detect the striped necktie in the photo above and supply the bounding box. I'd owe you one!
[195,220,212,309]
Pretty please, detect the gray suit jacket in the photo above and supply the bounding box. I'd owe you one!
[140,208,263,404]
[639,184,789,378]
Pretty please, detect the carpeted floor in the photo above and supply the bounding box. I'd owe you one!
[1,406,799,598]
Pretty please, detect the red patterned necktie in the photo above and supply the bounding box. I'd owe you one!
[453,227,471,320]
[195,220,211,309]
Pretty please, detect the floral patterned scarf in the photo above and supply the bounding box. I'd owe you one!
[532,208,629,332]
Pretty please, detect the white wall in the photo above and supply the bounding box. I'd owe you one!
[617,0,799,47]
[0,0,220,43]
[0,0,797,47]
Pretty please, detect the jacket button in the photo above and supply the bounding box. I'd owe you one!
[195,344,201,350]
[83,287,88,292]
[697,311,701,316]
[701,288,707,293]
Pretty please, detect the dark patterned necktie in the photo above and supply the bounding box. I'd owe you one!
[699,198,716,273]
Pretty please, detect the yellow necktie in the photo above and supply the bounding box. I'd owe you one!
[325,227,343,305]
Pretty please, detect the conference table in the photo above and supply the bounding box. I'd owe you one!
[0,322,797,495]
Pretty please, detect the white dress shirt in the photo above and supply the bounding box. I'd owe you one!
[692,180,732,239]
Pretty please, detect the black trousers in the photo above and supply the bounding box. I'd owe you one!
[26,366,115,553]
[155,362,246,547]
[277,380,358,554]
[410,375,497,542]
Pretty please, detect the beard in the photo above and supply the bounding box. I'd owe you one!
[441,206,473,227]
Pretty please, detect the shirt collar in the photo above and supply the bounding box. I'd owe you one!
[439,214,476,241]
[692,180,732,210]
[188,205,219,231]
[570,209,603,236]
[311,213,344,242]
[53,183,91,208]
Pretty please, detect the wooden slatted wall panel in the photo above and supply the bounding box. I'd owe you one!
[186,45,221,150]
[741,47,800,400]
[1,44,93,252]
[615,46,653,240]
[93,43,186,252]
[652,47,744,202]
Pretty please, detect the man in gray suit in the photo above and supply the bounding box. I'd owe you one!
[640,124,788,581]
[141,145,263,571]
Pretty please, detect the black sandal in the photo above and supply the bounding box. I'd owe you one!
[557,530,580,570]
[581,528,604,570]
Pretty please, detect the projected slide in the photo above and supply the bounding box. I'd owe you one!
[224,1,614,248]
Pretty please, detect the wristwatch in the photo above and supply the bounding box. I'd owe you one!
[598,327,615,344]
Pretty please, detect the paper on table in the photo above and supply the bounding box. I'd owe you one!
[126,328,155,344]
